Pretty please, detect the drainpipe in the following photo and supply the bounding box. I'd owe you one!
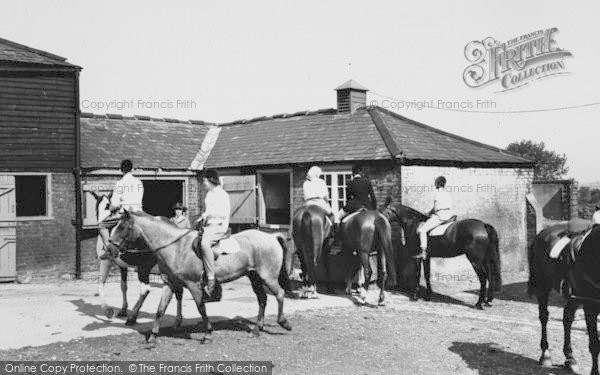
[73,70,82,279]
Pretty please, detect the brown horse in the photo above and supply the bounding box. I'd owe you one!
[292,205,334,298]
[528,223,600,375]
[381,202,501,310]
[89,191,183,326]
[339,209,396,305]
[108,210,292,343]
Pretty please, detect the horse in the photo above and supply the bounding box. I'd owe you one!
[338,208,396,305]
[292,205,334,298]
[381,201,501,310]
[107,210,292,343]
[528,223,600,375]
[89,191,183,326]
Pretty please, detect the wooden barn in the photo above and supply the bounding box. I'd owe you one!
[0,38,81,280]
[204,80,535,283]
[78,113,218,273]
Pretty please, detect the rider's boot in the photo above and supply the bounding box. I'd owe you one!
[413,247,428,260]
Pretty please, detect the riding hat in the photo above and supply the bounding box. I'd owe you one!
[204,169,221,185]
[173,202,187,212]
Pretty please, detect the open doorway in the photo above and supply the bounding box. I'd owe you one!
[142,180,184,217]
[258,171,291,226]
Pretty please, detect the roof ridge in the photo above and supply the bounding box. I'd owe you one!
[371,106,533,163]
[218,108,337,127]
[366,107,402,159]
[79,112,216,126]
[0,37,68,62]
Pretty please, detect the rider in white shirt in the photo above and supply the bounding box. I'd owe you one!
[194,169,230,297]
[415,176,453,259]
[98,159,144,260]
[303,166,335,223]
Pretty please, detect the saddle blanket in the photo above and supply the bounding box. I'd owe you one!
[418,221,454,237]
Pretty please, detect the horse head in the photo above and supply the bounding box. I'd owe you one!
[107,209,138,256]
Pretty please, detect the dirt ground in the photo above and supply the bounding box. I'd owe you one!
[0,271,596,375]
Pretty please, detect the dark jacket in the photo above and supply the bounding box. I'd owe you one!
[344,175,377,212]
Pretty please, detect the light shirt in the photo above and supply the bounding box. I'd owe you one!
[171,215,191,229]
[111,172,144,211]
[593,210,600,224]
[204,185,230,227]
[433,188,453,220]
[303,178,328,201]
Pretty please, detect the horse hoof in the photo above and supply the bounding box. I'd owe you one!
[410,294,418,302]
[248,330,260,338]
[116,309,128,318]
[564,359,580,374]
[200,335,213,344]
[146,333,158,344]
[278,319,292,331]
[125,318,137,326]
[105,308,114,319]
[378,300,386,307]
[484,302,492,307]
[538,351,552,367]
[474,304,483,310]
[174,319,183,329]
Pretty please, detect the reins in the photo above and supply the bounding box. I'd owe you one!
[110,219,195,254]
[151,229,195,253]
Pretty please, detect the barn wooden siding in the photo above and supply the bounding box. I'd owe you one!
[0,70,78,172]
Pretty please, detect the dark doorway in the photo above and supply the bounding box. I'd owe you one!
[259,173,291,225]
[142,180,184,218]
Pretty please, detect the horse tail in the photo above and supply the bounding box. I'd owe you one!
[484,223,502,293]
[375,214,397,287]
[300,209,320,280]
[275,234,292,292]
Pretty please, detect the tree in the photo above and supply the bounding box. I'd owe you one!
[506,140,568,180]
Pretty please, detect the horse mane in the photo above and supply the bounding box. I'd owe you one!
[389,202,428,222]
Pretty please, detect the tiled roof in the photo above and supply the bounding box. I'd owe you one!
[204,108,391,169]
[81,114,214,170]
[205,106,532,168]
[0,37,80,68]
[374,107,532,164]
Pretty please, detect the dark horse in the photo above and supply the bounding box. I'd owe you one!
[89,191,183,326]
[108,210,292,343]
[339,209,396,305]
[528,223,600,375]
[292,205,334,298]
[381,202,501,309]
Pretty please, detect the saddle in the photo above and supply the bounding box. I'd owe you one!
[425,215,457,237]
[192,228,241,260]
[549,219,594,260]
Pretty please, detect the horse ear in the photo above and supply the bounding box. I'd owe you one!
[384,196,392,206]
[89,190,101,202]
[122,209,130,220]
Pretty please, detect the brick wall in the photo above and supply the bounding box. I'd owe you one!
[401,166,534,275]
[16,172,77,278]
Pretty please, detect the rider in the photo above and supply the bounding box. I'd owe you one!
[594,205,600,224]
[303,166,335,224]
[414,176,453,260]
[171,202,191,229]
[98,159,144,260]
[193,169,230,297]
[337,164,377,223]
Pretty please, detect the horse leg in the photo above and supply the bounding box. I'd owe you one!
[563,298,580,374]
[147,284,174,344]
[117,267,128,318]
[186,281,213,343]
[537,291,553,367]
[585,305,600,375]
[248,272,267,338]
[98,259,114,319]
[262,274,292,332]
[173,285,183,329]
[412,259,421,302]
[470,262,487,310]
[357,252,371,303]
[126,267,151,326]
[423,258,432,302]
[376,250,387,306]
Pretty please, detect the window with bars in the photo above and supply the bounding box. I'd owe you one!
[323,172,353,213]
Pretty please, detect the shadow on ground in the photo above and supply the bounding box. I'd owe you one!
[449,341,578,375]
[465,281,567,308]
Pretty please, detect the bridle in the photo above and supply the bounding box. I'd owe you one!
[108,218,195,254]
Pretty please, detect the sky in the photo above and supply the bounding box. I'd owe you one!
[2,1,599,183]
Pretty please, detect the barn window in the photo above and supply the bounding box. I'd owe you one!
[15,175,50,218]
[323,172,353,213]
